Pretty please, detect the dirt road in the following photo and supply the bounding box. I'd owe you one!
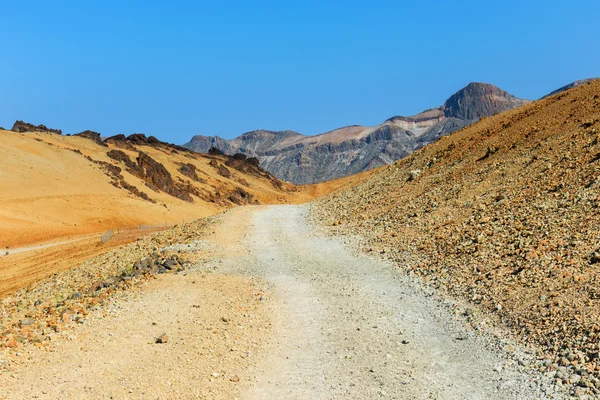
[0,206,561,399]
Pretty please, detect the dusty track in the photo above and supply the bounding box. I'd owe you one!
[0,206,561,399]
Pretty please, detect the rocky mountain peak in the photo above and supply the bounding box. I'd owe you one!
[443,82,528,121]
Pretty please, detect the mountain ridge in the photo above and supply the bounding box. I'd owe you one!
[184,82,529,184]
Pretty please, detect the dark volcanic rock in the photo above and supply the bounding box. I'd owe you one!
[179,163,200,182]
[75,130,107,147]
[106,149,145,177]
[106,134,128,142]
[128,134,161,145]
[217,164,231,179]
[137,152,193,202]
[137,152,174,192]
[208,147,224,155]
[11,120,62,135]
[107,149,134,166]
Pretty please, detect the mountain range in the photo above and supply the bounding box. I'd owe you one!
[184,82,530,184]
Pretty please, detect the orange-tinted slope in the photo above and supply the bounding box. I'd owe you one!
[314,80,600,371]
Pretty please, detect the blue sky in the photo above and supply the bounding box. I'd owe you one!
[0,1,598,143]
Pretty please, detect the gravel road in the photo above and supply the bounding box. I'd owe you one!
[222,205,562,399]
[1,205,565,399]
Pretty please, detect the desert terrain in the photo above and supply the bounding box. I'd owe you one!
[1,80,600,399]
[0,128,363,297]
[0,206,563,399]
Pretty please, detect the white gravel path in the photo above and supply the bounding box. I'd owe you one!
[218,205,564,399]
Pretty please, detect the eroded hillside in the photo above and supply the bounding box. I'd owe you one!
[313,80,600,382]
[0,129,307,248]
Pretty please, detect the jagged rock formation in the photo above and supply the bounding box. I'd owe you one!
[75,130,107,147]
[11,120,62,135]
[184,83,529,184]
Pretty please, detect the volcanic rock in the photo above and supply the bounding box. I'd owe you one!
[11,120,62,135]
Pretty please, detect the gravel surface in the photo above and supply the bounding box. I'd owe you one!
[216,205,565,399]
[0,205,572,399]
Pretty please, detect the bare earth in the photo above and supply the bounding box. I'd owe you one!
[0,206,562,399]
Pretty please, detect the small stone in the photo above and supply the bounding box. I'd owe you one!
[155,333,168,344]
[19,318,35,327]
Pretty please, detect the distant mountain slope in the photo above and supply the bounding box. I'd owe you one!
[184,82,529,184]
[542,78,599,98]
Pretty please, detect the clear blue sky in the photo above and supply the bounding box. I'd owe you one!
[1,1,598,143]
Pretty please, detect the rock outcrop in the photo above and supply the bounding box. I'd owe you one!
[11,120,62,135]
[75,130,107,147]
[184,83,529,184]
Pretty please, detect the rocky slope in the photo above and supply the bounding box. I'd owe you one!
[185,83,529,184]
[312,79,600,396]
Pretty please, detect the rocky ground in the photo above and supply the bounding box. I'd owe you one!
[311,80,600,397]
[0,214,222,356]
[0,205,571,399]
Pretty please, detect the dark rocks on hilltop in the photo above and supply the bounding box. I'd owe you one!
[128,134,161,145]
[105,133,195,156]
[137,152,174,192]
[75,130,107,147]
[208,147,224,155]
[11,120,62,135]
[106,134,128,142]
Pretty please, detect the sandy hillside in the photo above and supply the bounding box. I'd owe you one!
[313,79,600,386]
[0,130,317,249]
